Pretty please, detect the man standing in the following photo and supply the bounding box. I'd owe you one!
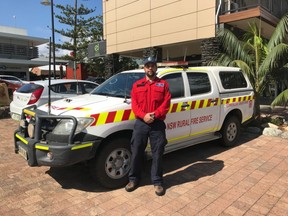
[125,57,171,196]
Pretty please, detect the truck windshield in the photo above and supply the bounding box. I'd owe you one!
[90,72,145,98]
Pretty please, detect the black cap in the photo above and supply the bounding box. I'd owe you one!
[143,56,157,65]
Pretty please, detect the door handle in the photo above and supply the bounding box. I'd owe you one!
[211,98,218,104]
[181,103,190,108]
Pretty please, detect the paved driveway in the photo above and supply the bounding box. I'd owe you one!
[0,118,287,215]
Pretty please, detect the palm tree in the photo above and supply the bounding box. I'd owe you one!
[271,66,288,108]
[209,13,288,118]
[271,89,288,108]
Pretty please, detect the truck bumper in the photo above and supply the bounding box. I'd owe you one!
[14,130,102,167]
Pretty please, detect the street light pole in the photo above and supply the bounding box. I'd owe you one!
[73,0,78,79]
[48,37,52,114]
[41,0,57,79]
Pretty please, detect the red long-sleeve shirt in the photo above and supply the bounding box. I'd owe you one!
[131,77,171,121]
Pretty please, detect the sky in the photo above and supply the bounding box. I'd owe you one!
[0,0,102,56]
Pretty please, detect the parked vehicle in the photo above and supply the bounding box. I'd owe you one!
[0,79,23,100]
[14,66,255,188]
[0,75,28,85]
[86,76,105,84]
[10,79,98,121]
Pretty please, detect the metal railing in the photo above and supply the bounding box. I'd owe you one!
[218,0,288,19]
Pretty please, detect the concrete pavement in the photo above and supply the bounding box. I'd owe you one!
[0,118,288,215]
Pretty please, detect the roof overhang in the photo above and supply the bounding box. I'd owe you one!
[219,7,279,39]
[0,58,49,67]
[0,32,48,46]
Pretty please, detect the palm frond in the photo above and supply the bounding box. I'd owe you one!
[208,53,233,66]
[259,43,288,78]
[232,60,256,89]
[243,23,261,43]
[271,89,288,107]
[268,12,288,51]
[232,60,253,75]
[243,23,269,72]
[217,29,252,64]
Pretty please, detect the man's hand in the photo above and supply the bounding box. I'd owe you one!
[143,113,155,124]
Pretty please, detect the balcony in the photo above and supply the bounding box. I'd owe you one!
[217,0,288,38]
[219,0,288,19]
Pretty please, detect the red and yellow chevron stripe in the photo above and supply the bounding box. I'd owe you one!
[89,109,135,126]
[87,95,254,126]
[53,106,91,111]
[221,95,254,105]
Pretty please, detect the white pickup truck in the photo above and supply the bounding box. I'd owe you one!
[14,66,255,188]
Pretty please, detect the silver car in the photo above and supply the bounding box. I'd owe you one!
[10,79,98,121]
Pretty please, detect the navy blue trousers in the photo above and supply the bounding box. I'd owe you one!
[129,119,167,185]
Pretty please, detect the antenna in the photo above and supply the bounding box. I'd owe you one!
[48,37,52,115]
[13,15,16,26]
[123,73,129,104]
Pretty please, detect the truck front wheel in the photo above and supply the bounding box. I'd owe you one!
[220,116,240,147]
[89,137,131,189]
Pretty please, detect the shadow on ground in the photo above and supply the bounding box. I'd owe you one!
[46,162,110,192]
[46,129,259,192]
[139,130,259,189]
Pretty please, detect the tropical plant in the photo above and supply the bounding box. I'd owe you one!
[271,89,288,108]
[271,67,288,108]
[209,12,288,118]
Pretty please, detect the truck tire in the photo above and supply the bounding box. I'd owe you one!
[89,137,131,189]
[220,116,240,147]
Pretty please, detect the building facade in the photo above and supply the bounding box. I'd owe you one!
[100,0,288,66]
[0,26,49,80]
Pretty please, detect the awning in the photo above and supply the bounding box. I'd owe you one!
[30,65,65,76]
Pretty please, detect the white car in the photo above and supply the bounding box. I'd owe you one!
[0,75,29,85]
[10,79,98,121]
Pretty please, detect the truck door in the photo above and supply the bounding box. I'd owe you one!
[161,72,191,147]
[186,71,220,138]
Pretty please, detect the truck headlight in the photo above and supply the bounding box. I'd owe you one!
[52,117,94,135]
